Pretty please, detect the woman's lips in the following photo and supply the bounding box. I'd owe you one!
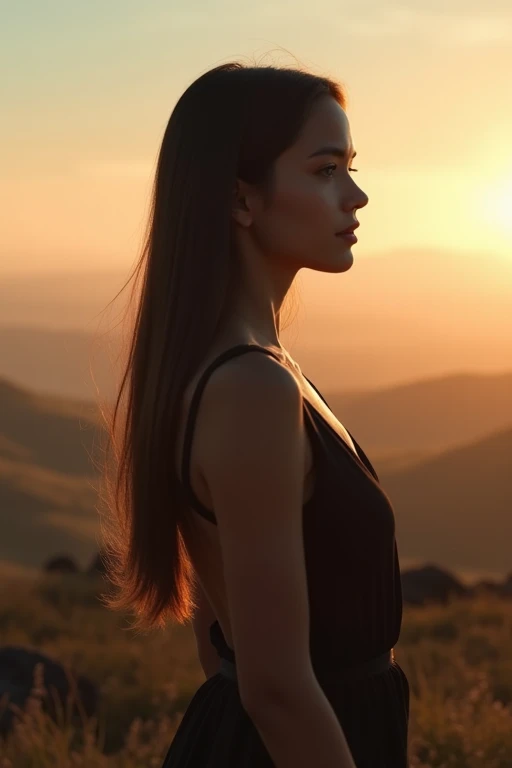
[336,232,358,243]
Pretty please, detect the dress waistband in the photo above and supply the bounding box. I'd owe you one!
[218,648,395,685]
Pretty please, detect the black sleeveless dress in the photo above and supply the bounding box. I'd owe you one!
[161,344,410,767]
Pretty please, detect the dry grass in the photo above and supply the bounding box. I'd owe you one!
[0,574,511,767]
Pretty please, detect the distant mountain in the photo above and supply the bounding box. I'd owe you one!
[380,425,512,576]
[1,320,510,406]
[0,325,120,403]
[0,379,104,569]
[0,375,511,582]
[0,378,102,476]
[327,371,512,459]
[0,246,511,400]
[0,456,98,569]
[2,363,511,478]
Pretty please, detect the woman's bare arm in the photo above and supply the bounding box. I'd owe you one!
[198,353,358,768]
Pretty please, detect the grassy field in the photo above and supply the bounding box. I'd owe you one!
[0,573,511,767]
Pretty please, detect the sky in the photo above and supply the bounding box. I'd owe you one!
[1,0,512,275]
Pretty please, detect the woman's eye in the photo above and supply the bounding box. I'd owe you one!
[319,164,358,177]
[319,164,337,177]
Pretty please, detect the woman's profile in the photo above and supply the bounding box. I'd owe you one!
[99,60,410,767]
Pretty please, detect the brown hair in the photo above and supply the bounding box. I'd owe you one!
[96,60,347,632]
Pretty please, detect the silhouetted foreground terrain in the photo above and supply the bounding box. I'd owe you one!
[0,573,511,766]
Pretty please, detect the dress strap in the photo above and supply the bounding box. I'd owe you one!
[181,344,283,524]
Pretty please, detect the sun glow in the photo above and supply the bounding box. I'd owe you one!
[480,177,512,237]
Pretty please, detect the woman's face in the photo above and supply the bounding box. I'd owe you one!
[251,95,369,274]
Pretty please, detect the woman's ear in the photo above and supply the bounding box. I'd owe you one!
[231,179,254,227]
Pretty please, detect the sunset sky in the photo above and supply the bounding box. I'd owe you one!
[1,0,511,276]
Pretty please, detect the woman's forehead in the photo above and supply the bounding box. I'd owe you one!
[284,100,353,161]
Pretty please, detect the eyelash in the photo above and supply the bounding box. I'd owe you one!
[319,163,358,177]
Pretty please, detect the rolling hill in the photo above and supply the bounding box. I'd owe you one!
[0,372,510,582]
[379,425,512,576]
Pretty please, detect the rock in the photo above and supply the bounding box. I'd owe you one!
[0,646,98,736]
[43,555,79,574]
[86,550,108,577]
[401,563,471,606]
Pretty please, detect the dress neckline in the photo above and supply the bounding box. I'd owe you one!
[223,344,379,484]
[302,395,379,484]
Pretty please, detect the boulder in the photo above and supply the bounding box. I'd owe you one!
[401,563,470,606]
[43,555,79,575]
[0,646,98,736]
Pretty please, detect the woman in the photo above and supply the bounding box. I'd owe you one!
[100,61,410,767]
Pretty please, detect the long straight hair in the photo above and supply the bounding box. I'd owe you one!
[97,61,347,631]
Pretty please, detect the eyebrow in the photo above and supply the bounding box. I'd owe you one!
[308,145,357,160]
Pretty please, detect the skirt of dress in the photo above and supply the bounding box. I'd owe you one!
[160,659,410,767]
